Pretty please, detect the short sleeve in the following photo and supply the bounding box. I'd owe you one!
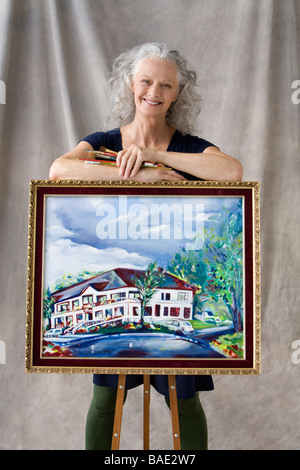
[168,131,217,154]
[78,129,122,152]
[167,131,218,181]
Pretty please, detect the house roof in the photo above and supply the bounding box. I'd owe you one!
[51,267,199,303]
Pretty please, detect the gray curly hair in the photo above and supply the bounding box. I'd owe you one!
[106,43,202,135]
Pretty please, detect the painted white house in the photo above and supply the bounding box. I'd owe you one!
[50,267,199,331]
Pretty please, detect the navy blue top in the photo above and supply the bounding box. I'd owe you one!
[79,128,216,181]
[79,128,216,398]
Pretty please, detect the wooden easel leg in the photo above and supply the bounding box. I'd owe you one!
[111,374,181,451]
[168,375,181,450]
[143,375,151,450]
[111,374,126,450]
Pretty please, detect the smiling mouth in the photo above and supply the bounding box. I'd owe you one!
[143,98,162,106]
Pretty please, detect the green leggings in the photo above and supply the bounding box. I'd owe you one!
[85,384,208,450]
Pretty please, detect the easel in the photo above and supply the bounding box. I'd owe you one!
[111,374,181,450]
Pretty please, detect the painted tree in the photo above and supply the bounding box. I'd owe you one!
[167,201,243,332]
[201,201,243,332]
[43,286,54,330]
[132,261,165,327]
[167,248,206,314]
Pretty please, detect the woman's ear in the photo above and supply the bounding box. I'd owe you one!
[172,91,179,103]
[172,84,181,103]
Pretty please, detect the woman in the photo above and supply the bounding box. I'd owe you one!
[49,43,242,183]
[49,43,243,450]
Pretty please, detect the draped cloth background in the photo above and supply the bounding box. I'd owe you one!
[0,0,299,450]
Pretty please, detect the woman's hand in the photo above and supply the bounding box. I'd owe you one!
[116,145,186,181]
[117,145,159,179]
[132,166,187,182]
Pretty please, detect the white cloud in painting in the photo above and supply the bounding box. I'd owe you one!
[43,238,151,289]
[45,202,75,239]
[45,196,107,242]
[108,199,209,241]
[45,222,74,239]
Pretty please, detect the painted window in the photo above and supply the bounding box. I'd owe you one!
[114,306,124,316]
[58,302,69,312]
[95,310,104,320]
[83,295,93,305]
[132,307,139,316]
[129,290,139,298]
[170,307,180,317]
[184,307,191,318]
[178,292,189,301]
[112,292,126,301]
[145,306,152,316]
[161,292,171,300]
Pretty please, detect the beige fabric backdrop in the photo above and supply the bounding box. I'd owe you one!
[0,0,299,450]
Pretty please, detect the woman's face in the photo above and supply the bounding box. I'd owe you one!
[131,58,178,119]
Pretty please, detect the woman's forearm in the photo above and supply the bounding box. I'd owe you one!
[49,155,125,181]
[49,148,187,183]
[157,148,243,181]
[117,144,243,181]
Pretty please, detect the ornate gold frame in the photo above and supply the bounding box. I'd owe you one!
[26,180,260,375]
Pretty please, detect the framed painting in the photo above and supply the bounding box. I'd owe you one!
[26,180,260,375]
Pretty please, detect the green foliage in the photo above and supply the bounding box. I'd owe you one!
[132,261,165,326]
[51,269,103,292]
[189,319,215,330]
[167,201,244,332]
[167,248,206,288]
[43,286,54,327]
[210,332,244,358]
[202,203,243,331]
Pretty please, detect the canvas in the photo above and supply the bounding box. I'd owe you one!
[26,180,260,375]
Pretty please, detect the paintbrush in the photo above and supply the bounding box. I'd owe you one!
[83,149,117,161]
[82,147,171,169]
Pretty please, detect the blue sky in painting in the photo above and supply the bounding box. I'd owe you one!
[43,195,242,290]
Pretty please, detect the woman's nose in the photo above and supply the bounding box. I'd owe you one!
[148,83,160,97]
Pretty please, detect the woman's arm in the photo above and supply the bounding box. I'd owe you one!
[159,146,243,181]
[49,141,121,181]
[49,141,186,182]
[117,145,243,181]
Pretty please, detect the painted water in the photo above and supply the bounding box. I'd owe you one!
[48,332,225,359]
